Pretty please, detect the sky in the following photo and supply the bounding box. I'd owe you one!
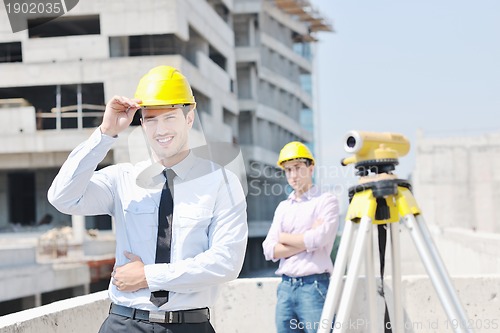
[310,0,500,206]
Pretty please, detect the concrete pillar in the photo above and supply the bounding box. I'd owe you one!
[212,99,222,124]
[0,172,8,229]
[77,83,83,130]
[73,285,86,297]
[250,111,258,145]
[84,283,90,295]
[249,16,255,47]
[20,295,37,310]
[250,65,257,100]
[56,84,62,130]
[72,215,86,245]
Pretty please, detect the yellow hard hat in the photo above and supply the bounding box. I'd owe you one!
[277,141,315,168]
[134,66,196,107]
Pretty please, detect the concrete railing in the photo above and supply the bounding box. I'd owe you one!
[1,276,499,333]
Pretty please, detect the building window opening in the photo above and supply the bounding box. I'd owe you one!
[223,108,238,142]
[0,83,105,130]
[0,297,32,316]
[41,286,84,305]
[86,215,112,231]
[192,88,212,116]
[208,0,231,24]
[28,15,101,38]
[209,45,227,70]
[109,34,184,58]
[300,107,313,134]
[300,72,312,95]
[238,111,253,145]
[234,16,250,47]
[8,172,36,226]
[0,42,22,63]
[292,38,312,61]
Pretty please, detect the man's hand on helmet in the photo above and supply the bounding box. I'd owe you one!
[100,96,141,137]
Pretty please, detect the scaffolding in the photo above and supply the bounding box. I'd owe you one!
[272,0,333,41]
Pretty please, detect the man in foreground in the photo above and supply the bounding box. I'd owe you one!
[48,66,248,333]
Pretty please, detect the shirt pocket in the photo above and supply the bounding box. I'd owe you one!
[176,206,213,230]
[124,201,157,242]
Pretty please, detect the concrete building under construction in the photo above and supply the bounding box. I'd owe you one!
[0,0,332,315]
[412,130,500,233]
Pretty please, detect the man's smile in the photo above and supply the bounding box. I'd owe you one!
[156,136,174,145]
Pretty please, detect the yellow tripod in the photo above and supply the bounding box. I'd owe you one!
[317,131,472,333]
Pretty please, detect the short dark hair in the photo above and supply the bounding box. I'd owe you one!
[180,104,194,116]
[140,104,194,119]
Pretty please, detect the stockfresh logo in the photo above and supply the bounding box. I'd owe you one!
[3,0,79,33]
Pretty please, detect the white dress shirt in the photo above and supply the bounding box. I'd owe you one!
[48,128,248,311]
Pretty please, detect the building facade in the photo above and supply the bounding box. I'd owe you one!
[233,0,331,273]
[0,0,331,312]
[412,130,500,233]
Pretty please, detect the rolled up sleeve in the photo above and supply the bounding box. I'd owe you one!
[303,193,339,252]
[262,203,285,262]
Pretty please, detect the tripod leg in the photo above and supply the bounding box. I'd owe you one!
[317,220,357,333]
[334,216,372,333]
[364,223,378,332]
[403,214,472,333]
[415,215,472,330]
[389,222,404,332]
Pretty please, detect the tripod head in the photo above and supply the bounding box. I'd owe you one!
[341,131,410,177]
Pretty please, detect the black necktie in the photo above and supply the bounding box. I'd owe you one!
[150,169,175,307]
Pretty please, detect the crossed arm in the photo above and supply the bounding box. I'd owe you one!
[273,234,305,259]
[272,219,323,259]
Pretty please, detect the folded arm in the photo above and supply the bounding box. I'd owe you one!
[274,217,324,259]
[144,170,248,294]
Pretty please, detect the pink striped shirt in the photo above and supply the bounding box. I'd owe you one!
[262,186,339,277]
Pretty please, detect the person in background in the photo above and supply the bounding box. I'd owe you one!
[48,65,248,333]
[263,141,339,333]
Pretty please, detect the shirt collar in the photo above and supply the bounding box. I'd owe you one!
[169,150,196,181]
[135,150,196,189]
[288,185,320,202]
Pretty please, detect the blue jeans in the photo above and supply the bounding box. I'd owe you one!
[276,273,330,333]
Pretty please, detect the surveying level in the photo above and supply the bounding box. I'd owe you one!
[341,131,410,176]
[317,131,472,333]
